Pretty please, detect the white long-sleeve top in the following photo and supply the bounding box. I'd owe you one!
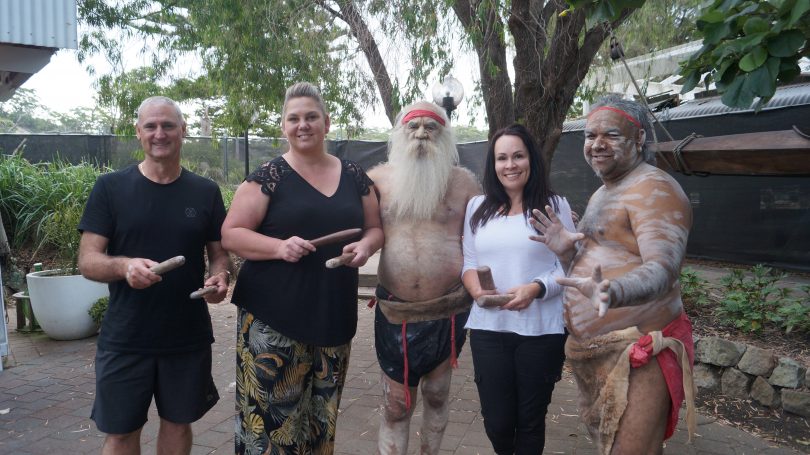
[462,195,576,336]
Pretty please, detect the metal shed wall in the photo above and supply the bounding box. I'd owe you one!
[0,0,77,49]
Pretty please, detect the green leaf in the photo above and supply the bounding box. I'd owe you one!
[789,0,810,26]
[766,29,806,57]
[739,46,768,71]
[720,75,754,108]
[778,57,802,81]
[743,16,770,35]
[703,21,733,44]
[699,9,727,23]
[747,64,777,98]
[681,70,702,93]
[718,0,745,13]
[716,58,736,80]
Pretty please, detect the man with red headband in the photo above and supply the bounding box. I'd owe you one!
[530,94,695,454]
[368,101,480,454]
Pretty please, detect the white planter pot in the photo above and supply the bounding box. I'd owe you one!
[26,270,108,340]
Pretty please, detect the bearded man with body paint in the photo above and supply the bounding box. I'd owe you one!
[530,94,695,455]
[368,101,480,454]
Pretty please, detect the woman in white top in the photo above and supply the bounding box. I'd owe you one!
[462,124,576,454]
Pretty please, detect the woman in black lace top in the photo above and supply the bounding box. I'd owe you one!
[222,82,383,454]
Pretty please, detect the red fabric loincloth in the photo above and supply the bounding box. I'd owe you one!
[635,312,694,439]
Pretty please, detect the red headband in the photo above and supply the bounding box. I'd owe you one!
[401,109,446,126]
[587,106,642,129]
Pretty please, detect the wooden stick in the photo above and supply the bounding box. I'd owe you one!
[478,294,515,308]
[310,228,362,247]
[325,252,357,269]
[190,286,217,299]
[475,266,513,307]
[150,256,185,274]
[477,266,495,290]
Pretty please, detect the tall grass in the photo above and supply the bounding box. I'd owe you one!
[0,153,106,270]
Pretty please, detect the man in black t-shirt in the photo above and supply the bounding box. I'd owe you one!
[78,96,232,455]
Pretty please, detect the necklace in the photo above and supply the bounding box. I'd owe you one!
[138,162,182,183]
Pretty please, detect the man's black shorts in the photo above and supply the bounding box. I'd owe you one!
[374,286,469,387]
[91,347,219,434]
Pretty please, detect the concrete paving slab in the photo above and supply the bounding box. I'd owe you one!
[0,284,803,454]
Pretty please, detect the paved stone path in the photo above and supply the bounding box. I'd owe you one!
[1,295,801,454]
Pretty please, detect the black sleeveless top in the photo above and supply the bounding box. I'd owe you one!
[231,156,372,346]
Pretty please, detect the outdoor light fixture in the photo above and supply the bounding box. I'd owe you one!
[431,75,464,121]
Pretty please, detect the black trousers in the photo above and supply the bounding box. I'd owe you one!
[470,329,567,455]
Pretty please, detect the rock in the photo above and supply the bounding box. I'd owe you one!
[737,345,776,377]
[769,357,806,389]
[782,390,810,418]
[805,368,810,388]
[750,377,781,408]
[721,368,752,399]
[695,337,746,367]
[693,363,721,392]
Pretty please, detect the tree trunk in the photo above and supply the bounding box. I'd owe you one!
[504,1,631,170]
[328,0,397,125]
[453,0,515,138]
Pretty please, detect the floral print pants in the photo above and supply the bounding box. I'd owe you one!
[235,308,351,455]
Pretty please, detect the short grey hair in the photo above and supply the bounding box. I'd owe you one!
[282,82,329,119]
[590,94,654,164]
[135,96,185,125]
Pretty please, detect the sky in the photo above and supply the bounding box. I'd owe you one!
[21,49,101,115]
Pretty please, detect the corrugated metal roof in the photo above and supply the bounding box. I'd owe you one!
[563,82,810,132]
[0,0,77,49]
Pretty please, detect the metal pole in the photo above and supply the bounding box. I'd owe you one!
[244,129,249,179]
[442,96,454,121]
[223,134,229,183]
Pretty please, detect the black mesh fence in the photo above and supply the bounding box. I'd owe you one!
[1,127,808,271]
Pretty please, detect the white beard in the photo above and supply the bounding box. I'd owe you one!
[387,131,457,221]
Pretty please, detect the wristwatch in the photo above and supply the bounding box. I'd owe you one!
[531,278,546,299]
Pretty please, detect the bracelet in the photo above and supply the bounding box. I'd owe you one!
[215,270,232,281]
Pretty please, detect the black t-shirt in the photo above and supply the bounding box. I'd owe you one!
[231,157,371,346]
[78,165,226,354]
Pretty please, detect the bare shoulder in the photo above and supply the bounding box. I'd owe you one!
[367,163,390,185]
[451,166,482,198]
[623,164,686,200]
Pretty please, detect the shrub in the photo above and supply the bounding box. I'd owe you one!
[716,265,803,333]
[0,152,106,272]
[680,267,711,312]
[88,296,109,325]
[773,285,810,334]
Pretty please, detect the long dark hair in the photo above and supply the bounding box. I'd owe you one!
[469,124,559,233]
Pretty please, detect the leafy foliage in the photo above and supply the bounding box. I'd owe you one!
[0,88,112,134]
[680,266,712,310]
[680,265,810,335]
[679,0,810,109]
[569,0,810,110]
[716,265,808,333]
[0,153,107,272]
[88,295,109,325]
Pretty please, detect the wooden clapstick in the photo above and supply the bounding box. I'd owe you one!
[325,252,357,269]
[478,294,516,307]
[150,256,185,274]
[477,266,495,290]
[310,228,362,247]
[190,286,217,299]
[475,266,513,307]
